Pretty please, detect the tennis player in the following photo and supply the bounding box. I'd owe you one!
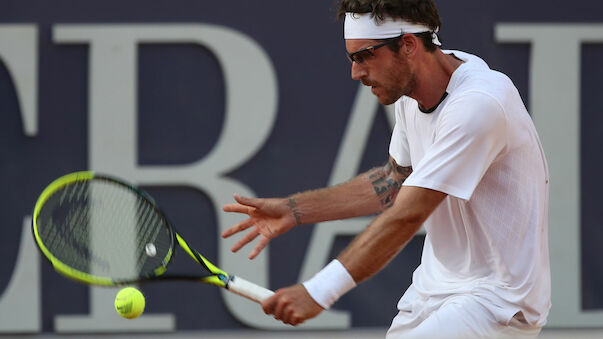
[222,0,550,337]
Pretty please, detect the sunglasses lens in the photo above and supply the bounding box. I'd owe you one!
[349,50,372,64]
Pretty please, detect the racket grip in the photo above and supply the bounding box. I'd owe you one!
[227,275,274,304]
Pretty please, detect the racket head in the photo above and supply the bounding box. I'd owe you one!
[32,171,176,286]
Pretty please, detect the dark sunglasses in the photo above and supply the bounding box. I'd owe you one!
[346,35,403,64]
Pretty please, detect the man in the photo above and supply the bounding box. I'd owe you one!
[222,0,551,337]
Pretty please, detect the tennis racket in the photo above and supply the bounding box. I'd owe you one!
[32,171,274,304]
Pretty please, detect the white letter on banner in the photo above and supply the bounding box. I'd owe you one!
[496,23,603,327]
[0,25,41,333]
[0,218,41,333]
[0,24,38,136]
[52,24,341,330]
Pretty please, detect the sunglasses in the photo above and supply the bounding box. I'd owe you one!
[346,35,403,64]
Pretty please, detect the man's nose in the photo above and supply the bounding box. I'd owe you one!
[351,61,367,80]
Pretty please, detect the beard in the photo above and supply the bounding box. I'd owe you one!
[363,54,416,105]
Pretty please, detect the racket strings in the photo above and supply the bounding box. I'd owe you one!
[39,182,110,272]
[36,178,173,283]
[134,201,168,270]
[86,180,171,280]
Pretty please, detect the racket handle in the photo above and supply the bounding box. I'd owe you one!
[227,275,274,304]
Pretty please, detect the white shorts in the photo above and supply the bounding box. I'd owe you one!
[386,295,541,339]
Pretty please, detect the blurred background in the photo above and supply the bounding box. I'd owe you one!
[1,0,602,337]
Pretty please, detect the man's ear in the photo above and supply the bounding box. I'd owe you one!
[401,34,418,55]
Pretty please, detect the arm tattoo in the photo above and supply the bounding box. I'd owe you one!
[369,158,412,209]
[287,198,303,225]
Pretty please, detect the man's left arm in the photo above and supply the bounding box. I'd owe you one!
[261,185,447,325]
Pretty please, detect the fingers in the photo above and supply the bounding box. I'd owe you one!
[222,193,274,259]
[273,295,287,319]
[230,228,260,252]
[225,227,271,258]
[221,194,259,214]
[261,293,277,315]
[233,194,262,208]
[286,312,304,326]
[221,219,254,238]
[261,290,306,326]
[263,293,294,324]
[222,203,252,214]
[249,235,271,259]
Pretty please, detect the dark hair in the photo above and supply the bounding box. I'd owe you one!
[336,0,442,52]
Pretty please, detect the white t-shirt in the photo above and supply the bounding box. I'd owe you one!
[389,50,551,327]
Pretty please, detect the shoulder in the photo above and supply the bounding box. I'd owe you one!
[444,90,505,124]
[440,88,508,140]
[445,50,518,104]
[461,70,516,101]
[443,50,489,70]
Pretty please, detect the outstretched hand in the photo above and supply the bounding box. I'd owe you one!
[221,194,299,259]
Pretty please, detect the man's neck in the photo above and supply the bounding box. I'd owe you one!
[411,50,463,111]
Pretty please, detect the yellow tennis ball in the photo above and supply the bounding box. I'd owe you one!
[114,287,145,319]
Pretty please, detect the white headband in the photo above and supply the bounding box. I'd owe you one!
[344,12,441,46]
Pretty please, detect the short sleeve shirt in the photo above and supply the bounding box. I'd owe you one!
[389,50,551,327]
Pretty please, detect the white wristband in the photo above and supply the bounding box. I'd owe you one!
[302,259,357,309]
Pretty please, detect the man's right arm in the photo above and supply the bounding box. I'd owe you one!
[221,156,412,258]
[290,156,412,225]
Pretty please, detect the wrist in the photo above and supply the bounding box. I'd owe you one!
[302,259,356,309]
[285,196,303,226]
